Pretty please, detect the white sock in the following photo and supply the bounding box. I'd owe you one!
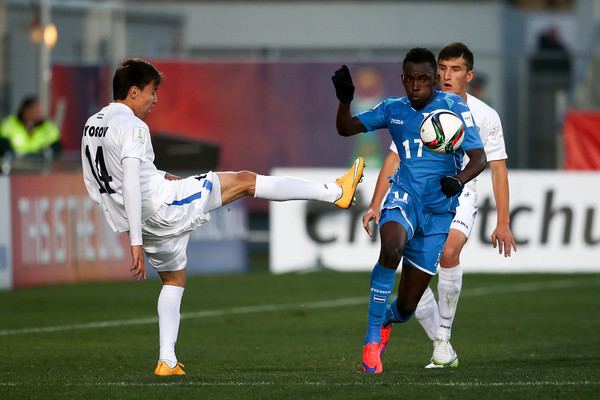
[415,286,439,341]
[158,285,185,368]
[254,175,341,203]
[436,265,463,340]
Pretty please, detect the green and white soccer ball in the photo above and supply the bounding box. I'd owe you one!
[419,109,465,154]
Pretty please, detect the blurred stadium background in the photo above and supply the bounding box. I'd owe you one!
[0,0,599,398]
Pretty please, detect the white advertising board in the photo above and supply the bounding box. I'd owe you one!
[270,169,600,273]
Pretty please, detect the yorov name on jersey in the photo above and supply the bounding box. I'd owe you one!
[83,125,108,137]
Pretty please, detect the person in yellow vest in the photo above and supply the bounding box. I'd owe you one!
[0,96,61,158]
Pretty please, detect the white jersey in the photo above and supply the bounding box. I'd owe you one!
[390,93,507,194]
[81,102,169,232]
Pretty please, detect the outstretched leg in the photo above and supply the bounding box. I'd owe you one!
[215,157,365,209]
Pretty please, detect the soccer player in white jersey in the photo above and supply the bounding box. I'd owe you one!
[81,58,365,376]
[362,43,516,368]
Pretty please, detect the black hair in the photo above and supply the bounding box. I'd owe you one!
[438,42,474,71]
[17,96,39,122]
[403,47,437,73]
[112,58,162,101]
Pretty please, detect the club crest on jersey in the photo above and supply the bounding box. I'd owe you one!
[133,127,147,143]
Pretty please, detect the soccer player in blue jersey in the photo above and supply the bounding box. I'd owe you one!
[363,43,516,369]
[332,48,487,374]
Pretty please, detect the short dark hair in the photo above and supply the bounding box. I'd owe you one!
[17,96,39,121]
[438,42,474,71]
[403,47,437,73]
[112,58,162,100]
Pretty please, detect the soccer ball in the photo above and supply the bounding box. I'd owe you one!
[419,109,465,154]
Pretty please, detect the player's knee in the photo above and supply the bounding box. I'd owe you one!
[440,245,460,267]
[378,241,403,268]
[159,270,186,287]
[234,171,256,196]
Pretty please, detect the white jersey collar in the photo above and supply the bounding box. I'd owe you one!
[109,102,135,115]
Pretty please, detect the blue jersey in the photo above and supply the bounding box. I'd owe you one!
[357,90,483,213]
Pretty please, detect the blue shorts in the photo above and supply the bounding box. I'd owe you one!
[379,186,454,275]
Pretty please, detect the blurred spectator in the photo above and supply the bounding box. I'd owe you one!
[531,26,572,73]
[528,26,571,168]
[0,96,61,173]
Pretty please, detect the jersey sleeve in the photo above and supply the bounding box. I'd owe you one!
[122,157,143,245]
[452,101,483,151]
[355,100,389,132]
[120,122,150,161]
[389,141,398,154]
[483,110,508,161]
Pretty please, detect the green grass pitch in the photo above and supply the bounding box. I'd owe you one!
[1,271,599,399]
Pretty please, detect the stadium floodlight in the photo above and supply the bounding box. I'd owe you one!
[43,22,58,49]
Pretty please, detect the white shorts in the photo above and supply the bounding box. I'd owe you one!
[450,188,478,238]
[142,172,222,272]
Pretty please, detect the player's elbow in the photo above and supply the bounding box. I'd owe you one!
[336,128,352,137]
[336,121,354,137]
[476,151,488,174]
[336,120,365,137]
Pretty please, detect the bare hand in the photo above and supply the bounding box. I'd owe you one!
[362,207,380,237]
[164,172,181,181]
[130,245,146,280]
[491,223,517,257]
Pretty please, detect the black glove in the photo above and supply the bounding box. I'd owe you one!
[331,65,355,104]
[440,176,463,198]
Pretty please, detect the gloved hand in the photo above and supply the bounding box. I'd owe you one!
[331,65,355,104]
[440,176,463,197]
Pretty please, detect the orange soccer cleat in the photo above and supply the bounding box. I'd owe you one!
[154,360,186,376]
[334,157,365,209]
[361,342,383,374]
[379,324,392,356]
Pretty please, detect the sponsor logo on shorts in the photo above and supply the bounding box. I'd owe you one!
[390,118,404,125]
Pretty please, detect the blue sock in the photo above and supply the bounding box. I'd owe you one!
[364,263,396,344]
[383,297,414,326]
